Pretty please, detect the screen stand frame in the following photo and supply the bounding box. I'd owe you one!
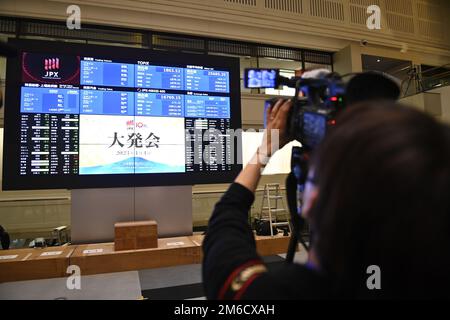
[70,185,193,244]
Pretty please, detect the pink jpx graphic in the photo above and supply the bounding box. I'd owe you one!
[44,58,60,71]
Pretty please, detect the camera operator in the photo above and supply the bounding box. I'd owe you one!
[345,71,401,106]
[202,100,450,299]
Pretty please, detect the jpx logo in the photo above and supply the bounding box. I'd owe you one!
[43,58,60,79]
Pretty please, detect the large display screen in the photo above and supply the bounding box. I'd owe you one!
[3,40,242,190]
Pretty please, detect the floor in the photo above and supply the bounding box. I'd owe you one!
[0,250,308,300]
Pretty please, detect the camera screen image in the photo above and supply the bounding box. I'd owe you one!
[245,69,278,88]
[302,112,327,148]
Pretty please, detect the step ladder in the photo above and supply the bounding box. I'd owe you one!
[259,183,291,237]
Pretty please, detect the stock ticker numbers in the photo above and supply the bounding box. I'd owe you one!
[185,117,232,173]
[135,93,184,117]
[136,65,184,90]
[81,60,135,87]
[19,113,79,176]
[185,69,229,93]
[18,53,233,176]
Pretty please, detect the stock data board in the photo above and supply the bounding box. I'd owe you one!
[3,40,241,189]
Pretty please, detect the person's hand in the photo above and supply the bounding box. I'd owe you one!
[259,99,293,158]
[236,99,293,192]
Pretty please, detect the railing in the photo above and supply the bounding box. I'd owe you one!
[421,64,450,91]
[402,63,450,97]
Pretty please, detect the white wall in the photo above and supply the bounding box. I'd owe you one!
[430,86,450,124]
[242,131,302,175]
[400,85,450,124]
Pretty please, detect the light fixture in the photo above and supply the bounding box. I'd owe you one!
[376,58,381,63]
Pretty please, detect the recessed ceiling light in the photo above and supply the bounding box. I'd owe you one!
[377,59,381,63]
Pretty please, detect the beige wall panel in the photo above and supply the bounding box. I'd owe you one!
[0,0,448,59]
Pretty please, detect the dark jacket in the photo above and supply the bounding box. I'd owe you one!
[202,183,331,300]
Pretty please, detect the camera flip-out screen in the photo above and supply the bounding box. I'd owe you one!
[302,112,327,149]
[244,68,279,89]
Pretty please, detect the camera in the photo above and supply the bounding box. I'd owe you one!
[244,68,346,150]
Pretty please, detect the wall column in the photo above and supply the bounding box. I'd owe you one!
[333,44,363,75]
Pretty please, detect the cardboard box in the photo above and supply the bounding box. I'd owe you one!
[114,220,158,251]
[255,233,296,256]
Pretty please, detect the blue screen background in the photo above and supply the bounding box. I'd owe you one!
[23,60,232,119]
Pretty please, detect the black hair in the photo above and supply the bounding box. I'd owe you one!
[345,72,401,106]
[310,102,450,298]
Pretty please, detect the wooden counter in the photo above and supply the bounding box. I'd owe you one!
[0,246,73,282]
[0,234,294,282]
[70,236,201,276]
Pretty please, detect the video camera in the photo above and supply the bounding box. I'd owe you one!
[245,68,346,260]
[244,68,346,150]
